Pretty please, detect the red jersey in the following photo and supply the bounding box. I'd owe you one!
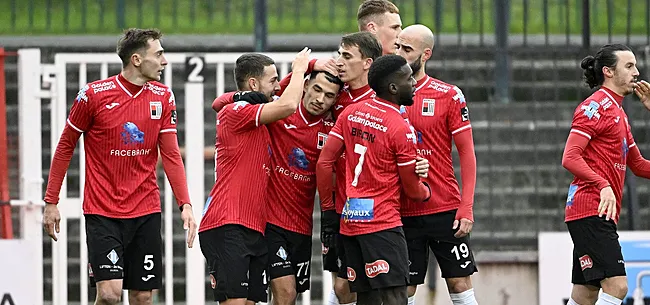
[200,101,271,234]
[332,84,375,213]
[57,74,178,218]
[330,97,420,235]
[565,87,633,223]
[401,76,472,216]
[266,102,333,235]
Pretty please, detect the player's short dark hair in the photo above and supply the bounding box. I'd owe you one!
[309,70,344,91]
[368,54,407,96]
[234,53,275,91]
[116,28,163,68]
[357,0,400,30]
[581,44,633,89]
[340,32,383,60]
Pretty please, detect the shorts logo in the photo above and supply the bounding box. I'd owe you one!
[347,267,357,282]
[276,246,288,261]
[107,249,119,265]
[322,244,329,255]
[579,255,593,271]
[88,263,94,278]
[365,259,390,278]
[210,274,216,289]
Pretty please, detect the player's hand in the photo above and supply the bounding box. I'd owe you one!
[292,47,312,75]
[453,218,473,238]
[180,204,197,248]
[415,157,429,178]
[320,210,340,250]
[43,203,61,241]
[314,58,338,76]
[634,80,650,111]
[598,186,617,221]
[233,91,269,105]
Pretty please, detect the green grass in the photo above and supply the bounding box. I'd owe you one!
[0,0,648,36]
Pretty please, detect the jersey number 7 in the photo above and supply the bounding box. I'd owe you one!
[351,144,368,187]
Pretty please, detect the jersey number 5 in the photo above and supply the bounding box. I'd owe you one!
[351,144,368,187]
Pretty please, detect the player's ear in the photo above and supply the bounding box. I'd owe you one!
[131,53,142,67]
[364,58,373,70]
[248,77,258,91]
[602,65,615,79]
[303,79,310,93]
[423,48,433,62]
[366,22,377,34]
[388,82,398,95]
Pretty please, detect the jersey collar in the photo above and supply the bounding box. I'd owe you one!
[298,101,323,127]
[371,97,401,114]
[116,73,145,98]
[599,86,624,108]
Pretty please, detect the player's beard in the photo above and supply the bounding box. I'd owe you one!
[398,87,415,106]
[615,72,635,95]
[409,55,423,76]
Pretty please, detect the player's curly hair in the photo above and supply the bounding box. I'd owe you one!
[368,54,407,96]
[357,0,400,31]
[581,44,633,89]
[116,28,163,68]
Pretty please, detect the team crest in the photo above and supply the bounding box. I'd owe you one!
[422,99,435,116]
[317,132,328,149]
[150,101,162,119]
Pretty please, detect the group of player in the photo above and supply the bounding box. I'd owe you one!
[38,0,650,305]
[199,1,479,304]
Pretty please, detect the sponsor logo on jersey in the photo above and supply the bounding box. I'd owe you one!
[422,99,435,116]
[288,147,309,170]
[150,101,162,119]
[121,122,145,145]
[317,132,328,149]
[92,81,116,94]
[581,101,601,120]
[76,84,90,103]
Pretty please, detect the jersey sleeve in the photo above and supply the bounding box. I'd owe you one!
[569,100,608,140]
[391,119,418,167]
[160,88,178,134]
[447,86,472,135]
[67,84,95,132]
[224,101,265,132]
[626,118,636,149]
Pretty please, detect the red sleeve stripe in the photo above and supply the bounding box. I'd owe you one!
[451,124,472,135]
[329,131,344,141]
[570,128,592,140]
[67,119,84,133]
[160,129,177,133]
[255,104,264,127]
[397,159,416,167]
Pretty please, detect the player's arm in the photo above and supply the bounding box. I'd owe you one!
[394,127,431,201]
[258,48,312,125]
[212,91,236,112]
[43,86,96,241]
[561,133,610,189]
[447,87,477,221]
[625,125,650,178]
[316,131,345,212]
[159,89,197,248]
[452,130,477,220]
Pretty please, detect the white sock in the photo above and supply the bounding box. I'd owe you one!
[340,303,357,305]
[408,295,416,305]
[329,289,340,305]
[595,292,622,305]
[450,288,478,305]
[567,298,580,305]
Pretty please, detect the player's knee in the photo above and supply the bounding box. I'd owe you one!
[601,277,628,299]
[446,277,472,294]
[380,286,408,305]
[271,281,297,305]
[334,278,356,303]
[407,285,417,297]
[96,288,122,305]
[128,290,153,305]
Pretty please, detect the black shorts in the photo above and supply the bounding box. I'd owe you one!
[323,233,349,279]
[341,227,409,293]
[199,224,269,302]
[567,216,626,287]
[402,210,478,284]
[85,213,162,290]
[265,223,313,293]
